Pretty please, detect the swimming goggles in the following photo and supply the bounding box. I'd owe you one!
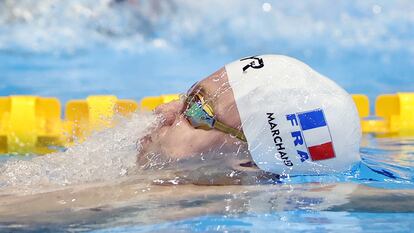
[183,92,247,142]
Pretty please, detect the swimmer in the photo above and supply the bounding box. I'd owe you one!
[1,55,413,227]
[138,55,361,177]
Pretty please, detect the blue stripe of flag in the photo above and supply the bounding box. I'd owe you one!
[298,109,327,131]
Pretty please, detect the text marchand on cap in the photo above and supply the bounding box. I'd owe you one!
[266,112,293,167]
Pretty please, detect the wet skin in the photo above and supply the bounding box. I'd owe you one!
[138,67,252,166]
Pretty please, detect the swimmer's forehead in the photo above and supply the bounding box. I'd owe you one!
[186,67,242,129]
[186,67,228,98]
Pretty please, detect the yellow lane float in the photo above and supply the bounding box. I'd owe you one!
[0,93,412,154]
[362,93,414,135]
[0,96,62,154]
[140,94,180,110]
[65,95,138,143]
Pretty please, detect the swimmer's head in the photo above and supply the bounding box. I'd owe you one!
[139,55,361,176]
[138,67,252,170]
[225,55,361,175]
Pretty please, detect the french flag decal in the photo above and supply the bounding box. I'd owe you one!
[297,109,336,161]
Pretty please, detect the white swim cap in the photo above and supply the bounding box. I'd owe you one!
[225,55,361,175]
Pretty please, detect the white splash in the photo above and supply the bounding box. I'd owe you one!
[262,3,272,13]
[0,111,158,189]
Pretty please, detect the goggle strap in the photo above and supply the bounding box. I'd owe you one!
[214,121,247,142]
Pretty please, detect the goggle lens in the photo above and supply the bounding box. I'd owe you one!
[184,94,215,129]
[182,91,247,142]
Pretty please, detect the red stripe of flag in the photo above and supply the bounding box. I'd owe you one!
[308,142,336,161]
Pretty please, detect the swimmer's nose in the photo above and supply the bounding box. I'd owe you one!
[154,100,185,126]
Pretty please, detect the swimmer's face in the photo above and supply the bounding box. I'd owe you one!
[138,68,253,167]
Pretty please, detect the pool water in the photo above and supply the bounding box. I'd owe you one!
[1,134,414,233]
[1,0,414,232]
[99,212,414,233]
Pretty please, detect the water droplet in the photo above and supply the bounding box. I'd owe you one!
[372,4,382,14]
[262,3,272,12]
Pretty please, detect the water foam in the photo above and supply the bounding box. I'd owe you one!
[0,111,158,190]
[0,0,413,55]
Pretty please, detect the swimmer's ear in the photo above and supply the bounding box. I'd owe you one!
[239,160,257,168]
[235,160,261,172]
[235,162,281,184]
